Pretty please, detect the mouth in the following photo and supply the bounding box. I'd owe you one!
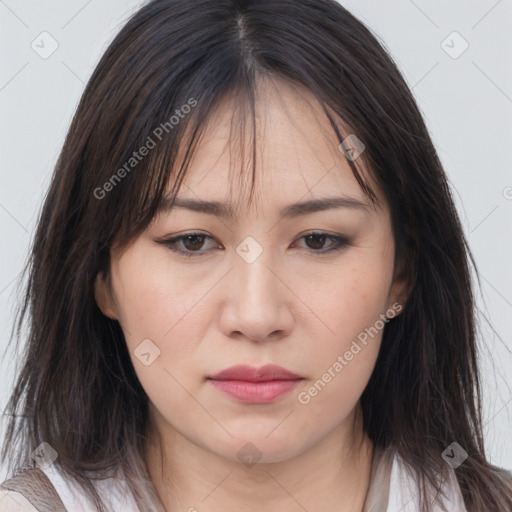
[207,364,304,404]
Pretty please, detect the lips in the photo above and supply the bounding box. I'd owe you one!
[207,364,303,404]
[208,364,302,382]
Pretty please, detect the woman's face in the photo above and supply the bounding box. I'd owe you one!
[95,78,407,465]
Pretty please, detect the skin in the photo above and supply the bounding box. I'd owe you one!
[94,77,409,512]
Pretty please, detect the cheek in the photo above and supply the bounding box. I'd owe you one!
[302,256,393,348]
[111,247,205,345]
[293,255,393,405]
[294,305,386,429]
[110,248,213,394]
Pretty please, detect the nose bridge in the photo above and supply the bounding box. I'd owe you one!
[220,234,293,341]
[234,234,279,306]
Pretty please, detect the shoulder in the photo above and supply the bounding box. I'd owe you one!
[0,468,66,511]
[0,489,39,512]
[40,464,140,511]
[388,451,467,512]
[1,464,140,512]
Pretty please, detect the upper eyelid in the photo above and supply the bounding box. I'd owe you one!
[159,231,346,243]
[157,231,350,254]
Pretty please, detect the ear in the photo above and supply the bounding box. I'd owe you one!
[387,258,416,317]
[387,230,418,316]
[387,274,410,317]
[93,271,119,320]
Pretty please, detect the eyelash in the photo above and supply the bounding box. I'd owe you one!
[156,231,352,258]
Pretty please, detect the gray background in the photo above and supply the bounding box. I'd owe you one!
[1,0,511,481]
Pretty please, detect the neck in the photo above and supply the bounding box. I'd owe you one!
[143,403,374,512]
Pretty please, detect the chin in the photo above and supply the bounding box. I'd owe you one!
[207,431,308,466]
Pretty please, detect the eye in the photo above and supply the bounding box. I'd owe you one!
[156,232,220,258]
[296,231,351,253]
[156,231,351,258]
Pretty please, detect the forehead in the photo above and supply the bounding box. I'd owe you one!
[167,77,385,217]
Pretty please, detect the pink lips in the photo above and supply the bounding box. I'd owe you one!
[207,364,303,404]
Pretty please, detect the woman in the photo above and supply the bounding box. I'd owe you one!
[1,0,511,511]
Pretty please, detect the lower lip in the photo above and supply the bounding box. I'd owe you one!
[208,378,302,404]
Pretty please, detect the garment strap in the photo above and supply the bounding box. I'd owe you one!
[0,468,67,511]
[362,445,394,512]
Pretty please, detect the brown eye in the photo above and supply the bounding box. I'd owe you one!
[157,232,220,258]
[157,231,351,258]
[182,234,206,251]
[304,233,328,250]
[298,232,351,253]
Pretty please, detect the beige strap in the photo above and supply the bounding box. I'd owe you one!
[362,445,394,512]
[0,468,67,512]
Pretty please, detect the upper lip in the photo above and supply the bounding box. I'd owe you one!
[208,364,302,382]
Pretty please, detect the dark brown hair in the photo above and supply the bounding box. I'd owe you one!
[2,0,511,510]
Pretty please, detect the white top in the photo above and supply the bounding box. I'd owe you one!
[0,451,468,511]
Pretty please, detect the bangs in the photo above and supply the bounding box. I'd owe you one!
[107,73,379,252]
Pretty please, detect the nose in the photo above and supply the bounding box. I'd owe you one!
[217,246,294,342]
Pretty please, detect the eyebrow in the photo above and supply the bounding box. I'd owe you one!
[157,195,372,220]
